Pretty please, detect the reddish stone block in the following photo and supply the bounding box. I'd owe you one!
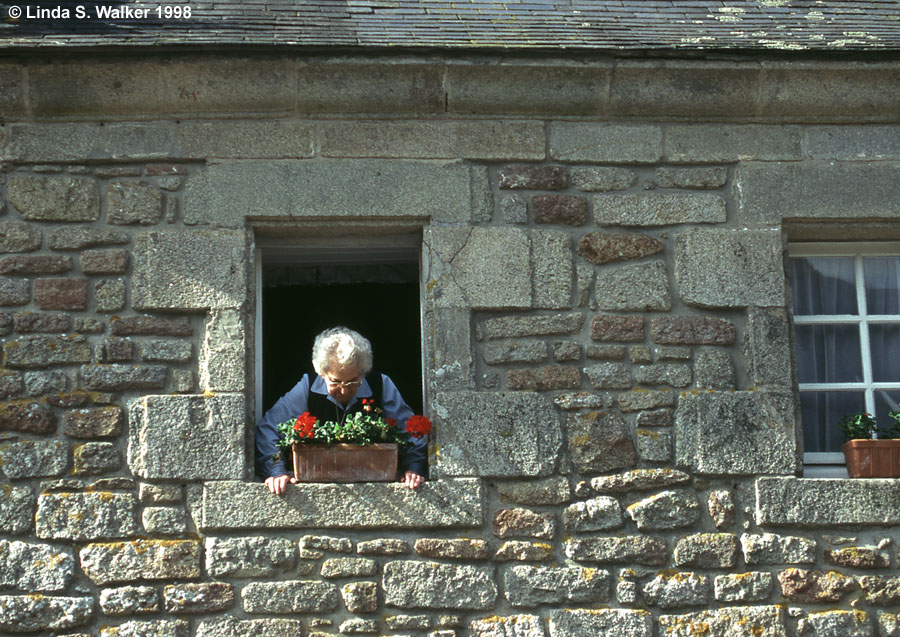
[532,195,588,226]
[0,255,72,275]
[591,315,645,342]
[650,316,735,345]
[499,165,567,190]
[111,315,193,336]
[13,312,71,333]
[0,401,56,434]
[81,249,129,274]
[34,278,88,311]
[578,232,664,265]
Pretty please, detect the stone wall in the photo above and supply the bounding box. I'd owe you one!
[2,53,900,636]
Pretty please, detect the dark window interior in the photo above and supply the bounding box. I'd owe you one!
[261,261,422,415]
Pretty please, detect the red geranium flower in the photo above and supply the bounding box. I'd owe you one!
[405,415,432,439]
[293,411,318,438]
[386,418,398,428]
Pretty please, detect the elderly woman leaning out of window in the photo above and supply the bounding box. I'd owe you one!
[254,326,428,494]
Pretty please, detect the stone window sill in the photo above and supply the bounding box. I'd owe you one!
[198,478,483,531]
[756,477,900,527]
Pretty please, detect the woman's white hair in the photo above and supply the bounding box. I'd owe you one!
[312,326,373,376]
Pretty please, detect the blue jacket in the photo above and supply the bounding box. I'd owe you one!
[254,373,427,479]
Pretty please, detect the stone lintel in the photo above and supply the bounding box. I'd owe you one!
[199,479,483,530]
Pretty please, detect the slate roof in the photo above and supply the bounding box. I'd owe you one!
[1,0,899,52]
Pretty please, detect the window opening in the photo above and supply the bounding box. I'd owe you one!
[257,239,423,421]
[788,242,900,469]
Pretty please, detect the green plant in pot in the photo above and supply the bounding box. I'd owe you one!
[838,409,900,478]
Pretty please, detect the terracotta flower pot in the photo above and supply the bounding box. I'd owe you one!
[842,439,900,478]
[292,443,398,483]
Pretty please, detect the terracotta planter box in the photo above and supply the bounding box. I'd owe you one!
[842,439,900,478]
[292,443,398,483]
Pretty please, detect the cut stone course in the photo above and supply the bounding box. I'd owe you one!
[531,229,574,309]
[357,538,410,555]
[47,226,130,250]
[707,489,736,529]
[656,166,727,189]
[36,491,137,540]
[634,363,692,387]
[140,340,193,363]
[694,349,735,389]
[565,536,668,565]
[205,536,296,577]
[636,427,673,462]
[8,175,100,221]
[566,410,636,473]
[745,307,793,389]
[383,561,497,609]
[756,477,900,527]
[164,582,235,613]
[200,309,245,392]
[859,575,900,605]
[79,539,201,585]
[242,580,339,614]
[142,506,188,536]
[433,392,561,478]
[626,490,701,530]
[594,260,672,311]
[508,365,580,390]
[550,123,662,163]
[0,439,67,478]
[504,565,609,607]
[196,618,305,637]
[825,545,890,569]
[13,311,70,332]
[494,541,554,562]
[493,508,556,539]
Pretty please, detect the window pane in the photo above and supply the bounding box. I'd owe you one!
[790,257,857,316]
[864,257,900,314]
[870,324,900,382]
[875,389,900,434]
[795,324,862,383]
[800,391,865,453]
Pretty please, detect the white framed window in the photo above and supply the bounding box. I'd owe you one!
[789,242,900,473]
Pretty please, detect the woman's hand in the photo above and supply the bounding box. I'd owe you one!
[402,471,425,490]
[265,474,296,494]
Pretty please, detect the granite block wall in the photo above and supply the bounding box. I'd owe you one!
[1,53,900,636]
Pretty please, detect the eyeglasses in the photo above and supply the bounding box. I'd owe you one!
[324,376,362,389]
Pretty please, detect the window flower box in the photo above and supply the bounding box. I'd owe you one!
[842,439,900,478]
[292,442,398,483]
